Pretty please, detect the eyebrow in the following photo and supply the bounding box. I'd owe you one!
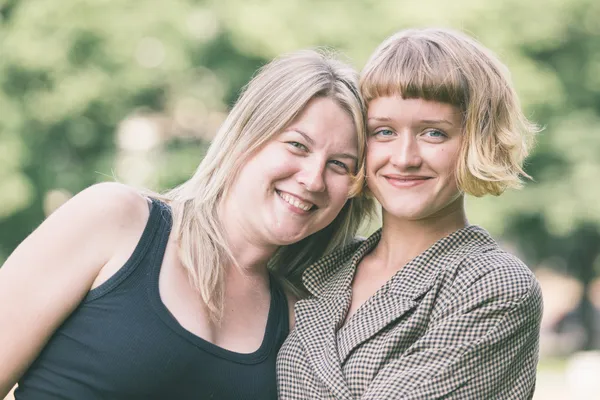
[367,117,392,123]
[290,129,358,163]
[367,117,454,126]
[420,119,454,126]
[292,129,315,146]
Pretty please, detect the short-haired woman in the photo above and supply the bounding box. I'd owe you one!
[278,28,543,400]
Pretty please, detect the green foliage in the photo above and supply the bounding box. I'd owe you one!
[0,0,267,255]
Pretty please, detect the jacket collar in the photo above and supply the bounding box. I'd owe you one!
[294,225,497,397]
[336,225,495,363]
[302,231,381,299]
[294,234,379,399]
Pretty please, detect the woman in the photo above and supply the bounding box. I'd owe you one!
[278,28,543,399]
[0,50,374,399]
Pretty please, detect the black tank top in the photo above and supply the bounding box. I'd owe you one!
[15,198,289,399]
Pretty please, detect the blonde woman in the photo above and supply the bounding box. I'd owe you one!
[0,50,374,399]
[278,28,543,399]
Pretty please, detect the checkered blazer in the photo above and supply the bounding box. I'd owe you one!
[277,225,543,399]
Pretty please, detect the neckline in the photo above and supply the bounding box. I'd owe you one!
[146,199,283,364]
[304,224,490,299]
[337,225,492,332]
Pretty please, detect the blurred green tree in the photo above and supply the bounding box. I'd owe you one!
[0,0,268,259]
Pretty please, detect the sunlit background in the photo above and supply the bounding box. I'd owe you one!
[1,0,600,399]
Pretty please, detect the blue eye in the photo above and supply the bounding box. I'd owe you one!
[374,129,394,137]
[424,129,447,139]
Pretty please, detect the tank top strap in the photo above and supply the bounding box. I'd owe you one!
[84,197,172,303]
[145,197,173,267]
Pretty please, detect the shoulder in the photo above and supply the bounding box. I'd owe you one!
[69,183,156,288]
[47,182,152,253]
[433,237,543,325]
[313,235,367,266]
[302,232,378,296]
[457,242,541,307]
[64,182,150,227]
[321,235,368,267]
[74,181,149,212]
[431,226,540,306]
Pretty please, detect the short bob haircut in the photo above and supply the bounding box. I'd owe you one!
[161,49,375,320]
[361,28,539,197]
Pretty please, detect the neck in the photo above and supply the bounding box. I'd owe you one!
[218,200,277,279]
[373,197,468,272]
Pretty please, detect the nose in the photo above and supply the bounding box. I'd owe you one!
[390,134,422,169]
[296,158,326,192]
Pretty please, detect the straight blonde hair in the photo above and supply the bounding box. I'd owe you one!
[158,49,375,320]
[361,28,540,196]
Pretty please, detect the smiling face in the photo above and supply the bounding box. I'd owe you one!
[223,96,358,248]
[366,95,464,223]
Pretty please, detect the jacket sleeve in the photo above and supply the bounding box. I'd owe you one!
[361,264,543,400]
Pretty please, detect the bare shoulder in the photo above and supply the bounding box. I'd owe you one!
[62,182,150,229]
[1,181,152,288]
[69,183,153,288]
[0,183,152,393]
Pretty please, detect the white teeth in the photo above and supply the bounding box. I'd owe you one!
[278,191,313,211]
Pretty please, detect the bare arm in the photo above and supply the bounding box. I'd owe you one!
[0,183,149,397]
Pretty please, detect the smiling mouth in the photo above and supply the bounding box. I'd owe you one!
[384,176,432,188]
[276,190,316,212]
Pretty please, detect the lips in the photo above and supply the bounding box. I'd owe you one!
[276,190,316,212]
[383,175,432,188]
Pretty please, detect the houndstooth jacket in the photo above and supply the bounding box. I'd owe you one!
[277,225,543,400]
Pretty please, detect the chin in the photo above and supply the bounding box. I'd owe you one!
[269,229,309,246]
[383,202,427,220]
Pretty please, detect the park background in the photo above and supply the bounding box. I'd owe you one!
[1,0,600,398]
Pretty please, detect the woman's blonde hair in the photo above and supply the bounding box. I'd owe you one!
[159,49,375,320]
[361,28,540,196]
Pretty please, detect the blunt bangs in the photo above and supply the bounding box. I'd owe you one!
[361,36,468,110]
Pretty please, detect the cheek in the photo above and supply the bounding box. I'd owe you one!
[427,146,460,177]
[326,175,352,206]
[237,160,266,189]
[250,148,296,181]
[235,161,279,200]
[365,142,388,172]
[365,145,386,189]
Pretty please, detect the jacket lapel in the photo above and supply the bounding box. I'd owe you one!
[293,225,498,396]
[293,237,377,400]
[336,274,433,364]
[295,292,354,400]
[336,225,493,364]
[294,256,356,400]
